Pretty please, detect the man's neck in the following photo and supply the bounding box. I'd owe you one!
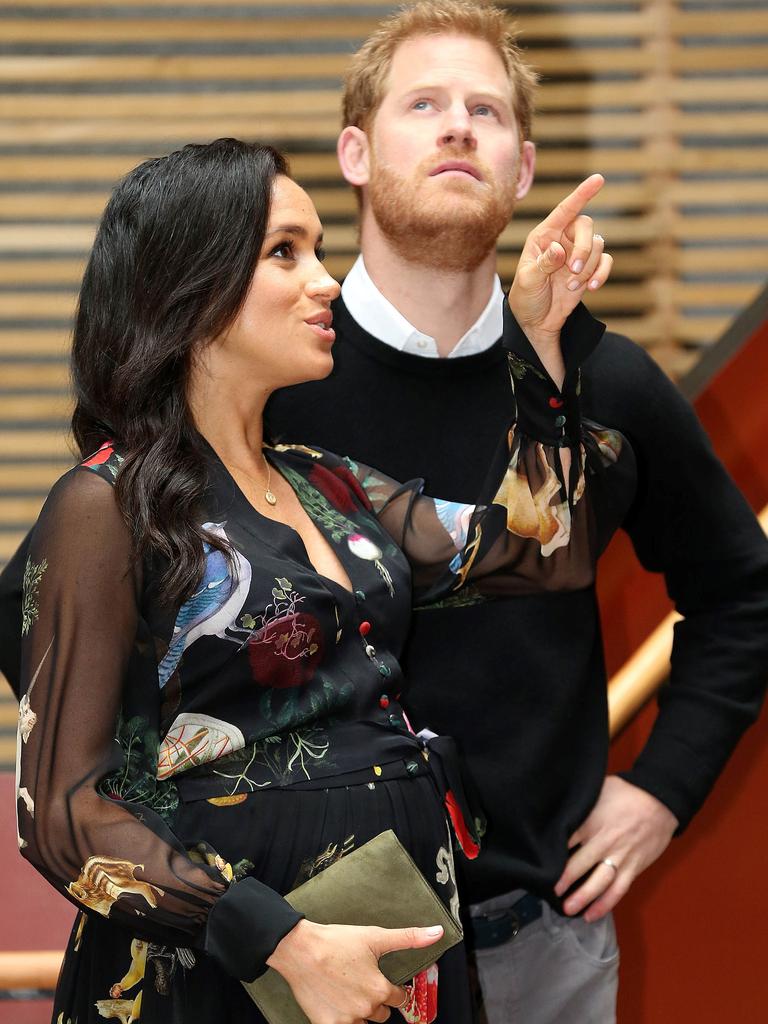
[359,220,498,359]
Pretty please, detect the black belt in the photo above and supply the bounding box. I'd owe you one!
[468,892,543,950]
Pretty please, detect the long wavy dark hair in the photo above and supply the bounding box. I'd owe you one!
[71,138,289,606]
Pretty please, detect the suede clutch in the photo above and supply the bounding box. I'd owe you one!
[241,829,463,1024]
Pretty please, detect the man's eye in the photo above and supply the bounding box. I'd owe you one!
[413,100,433,111]
[472,105,495,117]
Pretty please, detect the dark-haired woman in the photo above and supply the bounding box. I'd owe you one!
[14,139,630,1024]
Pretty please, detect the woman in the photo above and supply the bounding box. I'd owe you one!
[15,139,630,1024]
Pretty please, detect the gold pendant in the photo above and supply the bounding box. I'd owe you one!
[265,489,278,506]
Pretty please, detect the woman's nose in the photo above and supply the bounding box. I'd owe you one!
[307,269,341,301]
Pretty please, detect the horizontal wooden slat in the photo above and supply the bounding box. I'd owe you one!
[0,117,346,145]
[0,463,71,490]
[0,496,46,521]
[2,10,766,44]
[0,734,20,766]
[0,531,28,561]
[0,429,71,457]
[0,364,69,388]
[0,699,17,727]
[0,258,86,284]
[0,18,383,44]
[0,394,71,420]
[0,293,76,319]
[0,53,351,83]
[0,90,341,119]
[0,331,71,356]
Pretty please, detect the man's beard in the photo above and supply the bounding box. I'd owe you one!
[367,147,518,273]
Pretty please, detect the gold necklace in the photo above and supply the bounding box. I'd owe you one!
[228,453,278,506]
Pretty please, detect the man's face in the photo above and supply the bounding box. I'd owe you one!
[362,33,534,271]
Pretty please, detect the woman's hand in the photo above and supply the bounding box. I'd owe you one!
[266,919,444,1023]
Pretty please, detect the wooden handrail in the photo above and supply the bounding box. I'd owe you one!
[609,503,768,736]
[0,950,62,990]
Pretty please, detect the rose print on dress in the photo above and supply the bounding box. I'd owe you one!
[235,577,325,688]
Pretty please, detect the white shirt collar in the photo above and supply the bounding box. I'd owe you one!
[341,255,503,359]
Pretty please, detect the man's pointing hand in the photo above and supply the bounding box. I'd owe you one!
[508,174,613,386]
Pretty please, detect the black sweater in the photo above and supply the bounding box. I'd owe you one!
[266,296,768,903]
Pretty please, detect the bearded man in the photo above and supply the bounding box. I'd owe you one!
[264,2,768,1022]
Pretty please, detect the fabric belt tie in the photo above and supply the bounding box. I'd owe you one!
[468,892,543,950]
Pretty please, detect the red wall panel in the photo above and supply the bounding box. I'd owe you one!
[599,320,768,1021]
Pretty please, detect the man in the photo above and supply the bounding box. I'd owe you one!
[264,2,768,1021]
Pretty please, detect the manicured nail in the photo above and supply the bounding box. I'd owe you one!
[425,926,444,936]
[571,259,584,273]
[588,278,600,290]
[568,279,582,291]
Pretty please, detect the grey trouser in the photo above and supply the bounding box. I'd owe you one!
[469,891,619,1024]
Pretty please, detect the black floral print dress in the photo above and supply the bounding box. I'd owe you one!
[15,313,636,1024]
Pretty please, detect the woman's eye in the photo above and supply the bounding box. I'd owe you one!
[315,247,327,263]
[472,105,495,118]
[270,241,294,259]
[413,99,433,111]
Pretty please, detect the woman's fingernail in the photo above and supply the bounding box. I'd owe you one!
[588,278,600,290]
[571,259,584,273]
[425,926,444,936]
[568,279,582,291]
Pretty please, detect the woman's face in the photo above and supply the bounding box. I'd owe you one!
[209,175,340,394]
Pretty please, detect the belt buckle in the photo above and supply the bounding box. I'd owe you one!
[471,907,520,949]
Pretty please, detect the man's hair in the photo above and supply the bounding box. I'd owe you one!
[342,0,538,139]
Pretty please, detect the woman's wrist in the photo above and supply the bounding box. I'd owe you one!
[266,918,321,974]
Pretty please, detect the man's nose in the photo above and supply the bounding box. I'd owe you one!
[438,105,476,149]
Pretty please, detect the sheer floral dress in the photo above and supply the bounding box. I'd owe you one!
[14,308,636,1024]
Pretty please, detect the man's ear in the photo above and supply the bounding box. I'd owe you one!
[515,141,536,200]
[337,126,371,187]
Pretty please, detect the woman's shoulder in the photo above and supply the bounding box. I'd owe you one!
[40,442,124,519]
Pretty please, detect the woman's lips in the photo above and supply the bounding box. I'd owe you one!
[305,322,336,344]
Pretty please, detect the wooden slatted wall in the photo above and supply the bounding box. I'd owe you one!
[0,0,767,738]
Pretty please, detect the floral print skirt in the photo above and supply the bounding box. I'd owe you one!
[52,770,472,1024]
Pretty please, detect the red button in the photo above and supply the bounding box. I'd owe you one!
[548,397,564,409]
[379,695,390,708]
[359,621,372,636]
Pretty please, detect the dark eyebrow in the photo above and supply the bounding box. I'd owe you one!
[266,225,324,244]
[266,225,306,237]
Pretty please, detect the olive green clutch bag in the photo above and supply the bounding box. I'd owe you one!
[241,829,463,1024]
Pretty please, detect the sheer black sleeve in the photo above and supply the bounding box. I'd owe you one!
[341,303,631,601]
[16,467,301,981]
